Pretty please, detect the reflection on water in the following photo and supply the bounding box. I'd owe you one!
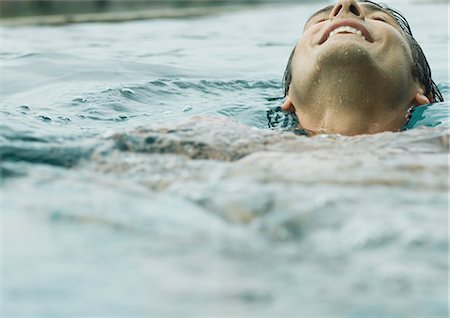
[1,1,448,317]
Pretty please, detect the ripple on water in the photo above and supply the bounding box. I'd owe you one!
[1,5,449,316]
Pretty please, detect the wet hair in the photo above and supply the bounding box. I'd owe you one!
[283,0,444,102]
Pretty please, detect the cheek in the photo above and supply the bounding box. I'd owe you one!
[379,37,416,95]
[294,33,316,67]
[381,27,413,62]
[291,45,308,81]
[375,28,413,73]
[302,24,323,44]
[386,39,413,76]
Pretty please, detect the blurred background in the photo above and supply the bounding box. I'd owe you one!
[0,0,305,20]
[2,0,443,24]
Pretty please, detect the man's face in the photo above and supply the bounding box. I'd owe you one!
[290,0,417,108]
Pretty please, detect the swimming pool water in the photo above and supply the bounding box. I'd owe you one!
[1,1,449,317]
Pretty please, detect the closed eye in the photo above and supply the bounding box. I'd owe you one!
[372,16,388,23]
[315,18,328,24]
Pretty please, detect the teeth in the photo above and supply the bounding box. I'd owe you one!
[328,25,365,39]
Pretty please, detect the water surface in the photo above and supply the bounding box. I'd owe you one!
[1,1,449,317]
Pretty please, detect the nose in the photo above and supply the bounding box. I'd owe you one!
[329,0,365,19]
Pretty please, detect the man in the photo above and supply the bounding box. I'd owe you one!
[281,0,443,136]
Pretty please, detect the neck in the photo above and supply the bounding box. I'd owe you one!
[298,106,411,135]
[290,53,413,135]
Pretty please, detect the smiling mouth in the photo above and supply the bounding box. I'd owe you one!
[319,19,374,44]
[329,26,366,41]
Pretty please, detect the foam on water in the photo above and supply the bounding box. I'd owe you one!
[1,1,449,316]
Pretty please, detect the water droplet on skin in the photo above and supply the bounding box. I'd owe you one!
[338,79,343,84]
[339,98,343,104]
[344,51,348,55]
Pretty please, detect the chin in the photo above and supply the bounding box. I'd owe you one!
[316,41,375,68]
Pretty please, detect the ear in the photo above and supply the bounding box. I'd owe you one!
[281,96,295,113]
[411,91,431,107]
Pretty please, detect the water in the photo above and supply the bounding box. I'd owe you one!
[1,1,449,317]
